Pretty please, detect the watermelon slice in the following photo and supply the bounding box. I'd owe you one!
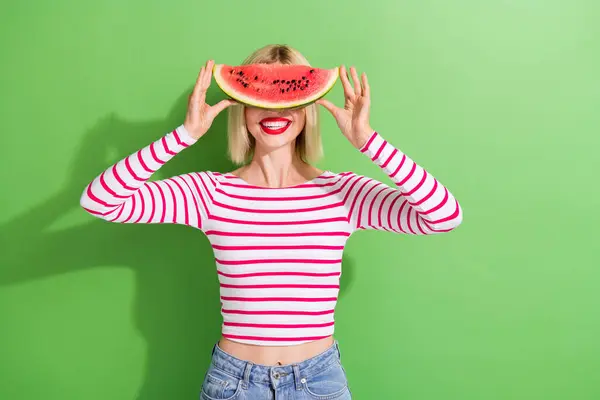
[212,63,339,109]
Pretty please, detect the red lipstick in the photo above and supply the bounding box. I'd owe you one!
[259,117,292,135]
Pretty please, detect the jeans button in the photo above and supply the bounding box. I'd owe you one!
[273,372,280,379]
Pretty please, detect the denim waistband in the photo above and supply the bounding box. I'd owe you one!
[209,340,342,388]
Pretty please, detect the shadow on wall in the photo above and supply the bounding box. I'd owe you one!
[0,86,356,399]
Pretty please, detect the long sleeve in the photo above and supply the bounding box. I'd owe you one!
[79,124,212,231]
[344,131,463,235]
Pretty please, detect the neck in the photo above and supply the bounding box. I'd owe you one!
[244,142,311,188]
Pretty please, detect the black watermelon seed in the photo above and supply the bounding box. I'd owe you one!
[286,80,290,84]
[281,89,285,93]
[309,69,314,73]
[300,87,304,90]
[292,79,296,83]
[302,76,306,80]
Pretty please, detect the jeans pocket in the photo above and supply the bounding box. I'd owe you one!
[302,361,350,400]
[200,365,243,400]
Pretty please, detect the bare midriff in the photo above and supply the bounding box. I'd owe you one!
[217,336,335,366]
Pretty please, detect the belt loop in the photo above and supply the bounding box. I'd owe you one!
[293,364,302,390]
[335,341,342,361]
[242,362,253,390]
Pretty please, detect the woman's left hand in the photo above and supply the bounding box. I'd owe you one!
[316,65,374,150]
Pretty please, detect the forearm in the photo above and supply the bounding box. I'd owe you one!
[79,124,198,222]
[350,131,462,234]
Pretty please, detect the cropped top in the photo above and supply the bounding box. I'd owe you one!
[80,124,462,346]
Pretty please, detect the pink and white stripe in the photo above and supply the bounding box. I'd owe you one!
[80,124,462,345]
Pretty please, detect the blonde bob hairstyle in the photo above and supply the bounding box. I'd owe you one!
[227,44,323,165]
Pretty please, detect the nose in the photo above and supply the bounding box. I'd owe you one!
[265,108,286,114]
[262,110,290,118]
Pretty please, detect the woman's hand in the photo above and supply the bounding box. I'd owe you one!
[316,65,374,149]
[184,60,237,140]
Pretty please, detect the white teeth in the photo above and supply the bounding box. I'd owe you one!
[262,122,289,129]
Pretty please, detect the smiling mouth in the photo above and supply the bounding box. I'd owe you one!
[259,117,292,135]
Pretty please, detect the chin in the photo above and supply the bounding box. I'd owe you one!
[256,129,301,150]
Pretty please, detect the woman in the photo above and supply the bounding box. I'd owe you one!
[80,44,462,399]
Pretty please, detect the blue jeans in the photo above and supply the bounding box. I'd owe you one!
[200,340,352,399]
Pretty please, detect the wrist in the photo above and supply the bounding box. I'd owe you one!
[178,124,201,143]
[354,126,375,150]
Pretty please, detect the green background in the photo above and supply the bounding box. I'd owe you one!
[1,1,599,399]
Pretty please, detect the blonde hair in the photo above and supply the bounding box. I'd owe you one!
[227,44,323,165]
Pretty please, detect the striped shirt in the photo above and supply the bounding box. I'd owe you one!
[80,124,462,346]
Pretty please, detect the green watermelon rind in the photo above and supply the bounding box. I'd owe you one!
[212,64,339,109]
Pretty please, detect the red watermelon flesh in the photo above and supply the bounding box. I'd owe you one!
[213,64,339,109]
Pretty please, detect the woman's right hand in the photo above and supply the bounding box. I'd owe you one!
[183,59,237,140]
